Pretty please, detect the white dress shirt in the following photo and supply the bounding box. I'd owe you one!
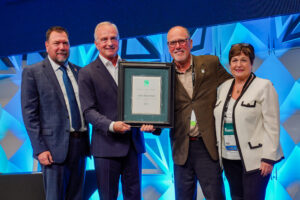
[98,54,121,132]
[48,56,85,131]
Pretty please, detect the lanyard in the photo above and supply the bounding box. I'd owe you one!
[192,64,195,87]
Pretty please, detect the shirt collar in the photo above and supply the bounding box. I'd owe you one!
[48,55,69,71]
[99,53,121,68]
[175,56,193,74]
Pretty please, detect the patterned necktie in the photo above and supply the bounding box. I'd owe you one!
[59,65,81,131]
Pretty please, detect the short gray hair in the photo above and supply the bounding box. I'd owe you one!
[94,21,119,42]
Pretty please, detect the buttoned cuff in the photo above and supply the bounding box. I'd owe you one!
[109,121,115,132]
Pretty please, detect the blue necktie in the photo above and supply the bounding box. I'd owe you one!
[60,65,81,131]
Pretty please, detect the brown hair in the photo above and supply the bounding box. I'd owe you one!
[229,43,255,65]
[46,26,69,41]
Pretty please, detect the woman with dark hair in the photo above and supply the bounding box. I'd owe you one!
[214,43,284,200]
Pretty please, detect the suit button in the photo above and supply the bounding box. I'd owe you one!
[67,116,69,119]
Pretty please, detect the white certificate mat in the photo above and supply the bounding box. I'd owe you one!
[131,76,161,115]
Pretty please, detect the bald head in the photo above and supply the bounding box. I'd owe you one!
[167,26,190,41]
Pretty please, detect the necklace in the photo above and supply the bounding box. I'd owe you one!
[234,84,244,94]
[233,74,255,97]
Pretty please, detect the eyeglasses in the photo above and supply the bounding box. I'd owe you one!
[167,38,190,47]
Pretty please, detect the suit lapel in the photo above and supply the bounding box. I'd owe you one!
[192,55,207,98]
[42,58,67,107]
[175,74,190,100]
[69,63,79,81]
[95,57,118,93]
[175,56,207,100]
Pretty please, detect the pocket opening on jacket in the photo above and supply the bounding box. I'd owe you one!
[248,142,262,149]
[241,101,256,107]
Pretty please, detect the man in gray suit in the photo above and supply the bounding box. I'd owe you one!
[21,26,89,200]
[167,26,231,200]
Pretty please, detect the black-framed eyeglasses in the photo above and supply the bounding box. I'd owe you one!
[167,38,190,47]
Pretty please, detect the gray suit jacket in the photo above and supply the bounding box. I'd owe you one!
[21,57,89,163]
[171,55,232,165]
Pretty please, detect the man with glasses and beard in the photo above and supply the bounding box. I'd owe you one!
[167,26,231,200]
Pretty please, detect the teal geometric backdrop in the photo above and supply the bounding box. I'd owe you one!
[1,13,300,199]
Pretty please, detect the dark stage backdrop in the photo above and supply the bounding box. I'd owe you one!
[0,6,300,200]
[0,0,299,57]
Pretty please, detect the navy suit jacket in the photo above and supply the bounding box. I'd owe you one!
[78,57,145,157]
[21,57,89,163]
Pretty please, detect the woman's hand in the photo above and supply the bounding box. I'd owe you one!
[260,161,273,177]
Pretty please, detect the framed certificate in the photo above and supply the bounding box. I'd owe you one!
[118,61,174,128]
